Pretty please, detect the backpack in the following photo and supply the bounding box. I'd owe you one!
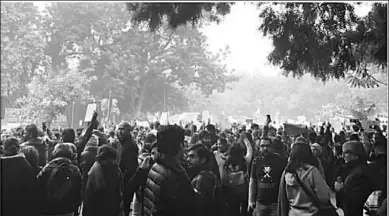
[46,158,80,208]
[199,170,228,216]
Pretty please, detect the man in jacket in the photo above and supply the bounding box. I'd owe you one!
[248,137,287,216]
[142,124,196,216]
[335,141,373,216]
[187,143,221,216]
[113,121,139,216]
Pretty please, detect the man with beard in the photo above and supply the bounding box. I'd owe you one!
[187,144,223,216]
[113,121,139,216]
[248,137,287,216]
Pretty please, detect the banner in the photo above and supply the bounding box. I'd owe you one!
[283,123,308,137]
[84,103,97,122]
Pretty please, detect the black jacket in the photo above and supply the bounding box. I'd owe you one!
[143,158,196,216]
[1,154,39,216]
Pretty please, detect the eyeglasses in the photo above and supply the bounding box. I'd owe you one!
[187,154,199,159]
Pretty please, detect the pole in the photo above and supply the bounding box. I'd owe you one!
[107,90,112,127]
[71,101,75,129]
[163,86,166,112]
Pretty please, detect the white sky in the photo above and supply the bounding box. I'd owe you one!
[33,1,374,77]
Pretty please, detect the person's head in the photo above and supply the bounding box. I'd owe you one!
[217,137,228,153]
[342,141,367,163]
[25,124,39,140]
[96,144,118,163]
[272,137,284,154]
[373,135,387,155]
[187,144,211,168]
[226,144,245,169]
[349,133,360,142]
[19,146,39,168]
[156,124,185,157]
[3,137,20,156]
[117,121,132,142]
[109,130,115,138]
[311,143,323,157]
[145,133,157,144]
[76,128,83,137]
[52,143,77,160]
[206,124,216,134]
[308,131,317,144]
[190,133,200,145]
[258,137,273,158]
[199,130,211,146]
[295,136,308,145]
[62,128,75,143]
[286,142,315,173]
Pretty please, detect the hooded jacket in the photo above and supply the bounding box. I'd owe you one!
[278,164,332,216]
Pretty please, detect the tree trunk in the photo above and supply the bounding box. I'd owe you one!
[130,81,148,120]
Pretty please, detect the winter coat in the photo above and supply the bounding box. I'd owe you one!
[80,145,99,193]
[336,159,373,216]
[278,164,332,216]
[143,157,196,216]
[1,154,39,216]
[82,160,125,216]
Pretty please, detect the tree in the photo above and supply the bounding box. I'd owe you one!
[16,68,94,128]
[126,3,233,31]
[1,2,50,106]
[258,2,387,86]
[126,3,387,88]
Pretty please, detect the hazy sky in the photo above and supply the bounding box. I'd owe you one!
[33,2,373,76]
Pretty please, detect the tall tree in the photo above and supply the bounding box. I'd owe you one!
[258,2,387,86]
[1,2,50,106]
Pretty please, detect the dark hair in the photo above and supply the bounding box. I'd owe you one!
[192,125,197,133]
[20,146,39,168]
[62,128,75,143]
[350,133,360,142]
[308,131,317,144]
[199,130,211,140]
[184,129,192,136]
[96,144,117,162]
[206,124,216,133]
[219,132,227,139]
[109,130,115,136]
[157,124,184,155]
[25,124,39,138]
[295,136,308,144]
[334,134,342,143]
[188,144,212,163]
[218,137,227,145]
[225,144,246,172]
[4,137,20,156]
[145,133,156,144]
[285,142,317,173]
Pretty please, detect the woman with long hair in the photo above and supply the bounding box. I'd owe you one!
[278,142,332,216]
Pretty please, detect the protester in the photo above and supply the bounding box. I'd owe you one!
[2,137,39,216]
[335,141,373,216]
[187,144,221,216]
[20,145,42,176]
[37,143,82,216]
[83,145,125,216]
[142,124,196,216]
[249,137,287,216]
[113,121,139,216]
[21,123,49,167]
[278,142,332,216]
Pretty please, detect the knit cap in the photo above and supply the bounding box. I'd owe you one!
[311,143,323,156]
[342,141,367,158]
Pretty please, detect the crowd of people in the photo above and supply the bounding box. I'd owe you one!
[1,112,387,216]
